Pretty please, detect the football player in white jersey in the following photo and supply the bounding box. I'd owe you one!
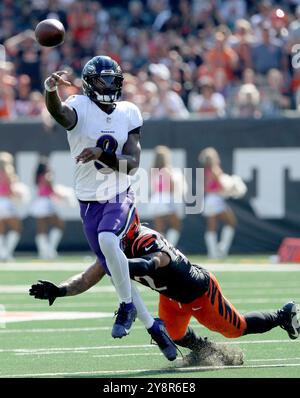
[43,55,170,343]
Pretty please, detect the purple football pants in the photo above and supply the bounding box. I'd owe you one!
[79,188,136,274]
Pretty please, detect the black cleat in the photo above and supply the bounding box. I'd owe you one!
[278,301,300,340]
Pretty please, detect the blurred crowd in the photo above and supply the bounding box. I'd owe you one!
[1,0,300,122]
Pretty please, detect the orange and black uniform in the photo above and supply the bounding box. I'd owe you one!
[124,226,248,341]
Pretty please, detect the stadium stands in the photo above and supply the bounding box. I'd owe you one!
[0,0,300,121]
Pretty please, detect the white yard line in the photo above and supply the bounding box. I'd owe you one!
[0,324,179,334]
[249,357,300,362]
[1,263,300,272]
[227,298,300,304]
[15,351,91,356]
[0,285,130,294]
[0,344,154,354]
[206,264,300,272]
[0,311,113,323]
[2,362,300,378]
[0,263,88,271]
[15,351,162,357]
[15,351,300,363]
[92,352,162,358]
[0,324,206,334]
[227,290,300,295]
[0,339,296,354]
[220,282,300,288]
[2,295,300,307]
[4,303,116,308]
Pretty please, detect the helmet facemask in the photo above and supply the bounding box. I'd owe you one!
[83,73,123,104]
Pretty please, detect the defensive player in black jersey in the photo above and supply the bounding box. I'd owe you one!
[122,225,299,355]
[29,219,300,366]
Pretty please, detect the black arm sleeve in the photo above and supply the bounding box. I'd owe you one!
[128,126,141,135]
[66,107,78,131]
[128,257,157,278]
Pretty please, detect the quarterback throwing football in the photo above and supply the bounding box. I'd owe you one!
[43,56,175,354]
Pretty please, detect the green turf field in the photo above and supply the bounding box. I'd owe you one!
[0,255,300,378]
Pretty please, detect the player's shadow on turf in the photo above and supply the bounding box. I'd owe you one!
[66,365,227,378]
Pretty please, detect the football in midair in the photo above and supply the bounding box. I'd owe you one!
[35,19,65,47]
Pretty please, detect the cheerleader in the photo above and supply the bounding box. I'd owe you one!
[31,157,64,259]
[0,152,22,261]
[199,147,238,259]
[149,146,186,247]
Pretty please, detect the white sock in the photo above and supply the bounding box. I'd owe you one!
[35,234,49,259]
[165,228,180,247]
[48,228,63,257]
[131,283,154,329]
[204,231,219,258]
[6,231,20,258]
[0,235,7,260]
[219,225,235,257]
[99,232,132,304]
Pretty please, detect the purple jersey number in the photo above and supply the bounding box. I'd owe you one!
[94,134,118,171]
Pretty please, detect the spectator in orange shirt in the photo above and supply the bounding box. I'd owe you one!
[206,31,238,81]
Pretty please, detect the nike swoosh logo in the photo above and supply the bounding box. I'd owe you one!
[192,307,202,311]
[144,245,154,252]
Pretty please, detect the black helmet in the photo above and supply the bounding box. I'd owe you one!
[82,55,123,104]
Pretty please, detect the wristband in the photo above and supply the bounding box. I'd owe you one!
[57,285,67,297]
[44,78,58,92]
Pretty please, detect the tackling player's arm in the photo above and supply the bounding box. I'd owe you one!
[128,252,169,278]
[44,70,77,130]
[75,129,141,174]
[29,252,169,306]
[29,260,106,306]
[59,261,105,296]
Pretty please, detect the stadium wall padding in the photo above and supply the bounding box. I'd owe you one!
[1,117,300,254]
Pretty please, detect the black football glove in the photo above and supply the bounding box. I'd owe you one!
[29,280,66,306]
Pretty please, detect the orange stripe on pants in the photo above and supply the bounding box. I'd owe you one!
[158,272,247,340]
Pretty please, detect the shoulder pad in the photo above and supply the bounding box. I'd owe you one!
[130,232,161,258]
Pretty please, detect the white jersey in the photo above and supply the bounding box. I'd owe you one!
[65,95,143,201]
